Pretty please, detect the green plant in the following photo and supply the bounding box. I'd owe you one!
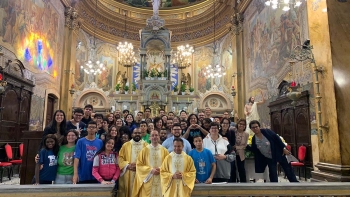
[132,83,136,91]
[180,84,186,92]
[150,68,157,77]
[163,69,168,77]
[157,70,162,77]
[143,69,149,78]
[124,85,129,92]
[189,87,195,92]
[115,84,121,91]
[173,86,178,92]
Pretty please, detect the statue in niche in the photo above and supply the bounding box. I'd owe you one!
[181,73,191,87]
[147,52,164,72]
[186,73,191,87]
[116,71,127,92]
[116,71,122,85]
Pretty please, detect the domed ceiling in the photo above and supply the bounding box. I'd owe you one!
[115,0,206,8]
[75,0,235,47]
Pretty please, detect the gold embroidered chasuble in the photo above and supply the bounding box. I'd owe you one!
[160,151,196,197]
[118,139,147,197]
[132,144,169,197]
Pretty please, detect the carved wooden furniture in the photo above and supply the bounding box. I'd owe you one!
[268,91,312,178]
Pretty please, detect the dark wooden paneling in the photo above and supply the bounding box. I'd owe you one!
[20,131,42,185]
[268,91,312,169]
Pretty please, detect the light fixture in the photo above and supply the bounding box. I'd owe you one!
[117,12,137,68]
[289,39,329,143]
[204,0,226,79]
[286,61,301,107]
[265,0,303,11]
[173,44,194,69]
[80,0,106,75]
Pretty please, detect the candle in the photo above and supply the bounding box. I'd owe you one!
[177,97,178,102]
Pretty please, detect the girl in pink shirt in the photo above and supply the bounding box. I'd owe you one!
[92,138,120,184]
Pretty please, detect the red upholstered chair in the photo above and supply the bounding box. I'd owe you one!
[291,145,307,181]
[5,144,23,177]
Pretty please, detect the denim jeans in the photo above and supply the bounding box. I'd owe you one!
[55,174,73,184]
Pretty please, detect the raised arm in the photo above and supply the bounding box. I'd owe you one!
[257,90,265,105]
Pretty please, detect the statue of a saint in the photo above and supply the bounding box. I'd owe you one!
[245,90,265,134]
[152,0,161,16]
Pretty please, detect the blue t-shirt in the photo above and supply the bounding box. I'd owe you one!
[188,148,215,183]
[39,149,58,182]
[162,136,192,154]
[74,137,103,182]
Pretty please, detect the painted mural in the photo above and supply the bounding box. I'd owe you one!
[75,31,118,92]
[116,0,204,8]
[29,95,45,131]
[193,35,232,94]
[0,0,61,77]
[243,2,312,128]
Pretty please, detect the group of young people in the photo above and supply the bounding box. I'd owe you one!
[34,104,298,196]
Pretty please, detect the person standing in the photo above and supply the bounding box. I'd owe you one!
[233,119,249,183]
[132,130,169,197]
[81,105,93,125]
[67,108,86,138]
[118,128,147,197]
[248,120,298,182]
[160,138,196,197]
[162,123,192,154]
[189,135,216,184]
[73,121,103,184]
[203,122,235,182]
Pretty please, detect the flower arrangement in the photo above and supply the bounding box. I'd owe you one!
[277,134,288,146]
[245,135,254,159]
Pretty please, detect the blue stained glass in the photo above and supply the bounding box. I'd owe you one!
[24,48,32,61]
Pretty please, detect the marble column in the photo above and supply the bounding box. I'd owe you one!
[59,6,80,116]
[307,0,350,181]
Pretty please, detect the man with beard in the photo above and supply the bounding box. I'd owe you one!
[132,130,169,197]
[159,128,168,144]
[160,138,196,197]
[114,109,122,120]
[162,123,192,154]
[118,128,148,197]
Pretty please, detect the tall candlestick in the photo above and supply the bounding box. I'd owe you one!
[177,97,178,102]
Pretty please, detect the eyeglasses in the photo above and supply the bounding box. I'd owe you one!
[251,126,259,129]
[74,114,83,117]
[88,126,97,129]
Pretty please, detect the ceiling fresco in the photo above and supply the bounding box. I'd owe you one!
[115,0,206,8]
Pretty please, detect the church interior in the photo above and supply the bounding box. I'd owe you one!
[0,0,350,191]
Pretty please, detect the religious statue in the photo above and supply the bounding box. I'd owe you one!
[152,0,161,16]
[245,90,265,134]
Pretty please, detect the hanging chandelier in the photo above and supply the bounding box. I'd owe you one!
[265,0,303,11]
[173,44,194,69]
[117,41,137,67]
[173,13,194,70]
[81,0,106,75]
[117,12,137,68]
[204,0,226,78]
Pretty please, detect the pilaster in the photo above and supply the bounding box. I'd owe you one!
[59,6,81,115]
[228,12,245,119]
[307,0,350,181]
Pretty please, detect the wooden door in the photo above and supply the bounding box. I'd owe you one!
[282,109,296,155]
[295,106,312,166]
[271,111,282,136]
[45,95,55,126]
